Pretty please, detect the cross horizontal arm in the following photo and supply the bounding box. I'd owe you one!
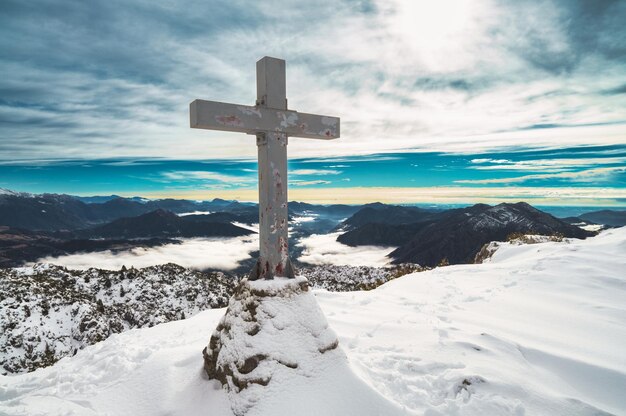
[190,99,339,140]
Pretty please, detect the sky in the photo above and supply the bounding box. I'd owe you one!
[1,0,625,205]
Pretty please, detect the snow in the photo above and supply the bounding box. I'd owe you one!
[205,276,400,415]
[297,232,395,267]
[231,222,259,232]
[0,188,31,197]
[178,211,213,216]
[2,228,625,415]
[0,188,18,195]
[577,223,604,232]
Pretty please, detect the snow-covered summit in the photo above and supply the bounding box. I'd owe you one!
[1,229,625,415]
[0,188,32,198]
[203,276,400,415]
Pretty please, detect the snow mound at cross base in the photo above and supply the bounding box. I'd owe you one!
[203,276,402,415]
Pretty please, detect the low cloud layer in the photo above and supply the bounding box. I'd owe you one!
[34,236,259,271]
[32,231,395,270]
[296,232,395,267]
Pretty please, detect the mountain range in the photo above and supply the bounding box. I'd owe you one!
[73,209,253,239]
[0,188,256,231]
[1,188,623,269]
[579,210,626,227]
[337,202,595,267]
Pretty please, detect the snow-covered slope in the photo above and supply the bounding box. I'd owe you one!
[1,229,625,415]
[1,263,420,375]
[323,227,626,415]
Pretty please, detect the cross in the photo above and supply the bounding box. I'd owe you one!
[190,56,340,280]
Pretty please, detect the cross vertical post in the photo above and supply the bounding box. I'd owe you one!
[189,56,340,280]
[252,57,293,279]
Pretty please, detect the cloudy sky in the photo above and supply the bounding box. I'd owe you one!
[1,0,625,205]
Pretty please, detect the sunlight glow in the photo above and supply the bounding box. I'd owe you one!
[389,0,478,71]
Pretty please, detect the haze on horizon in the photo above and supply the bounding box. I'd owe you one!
[0,0,624,206]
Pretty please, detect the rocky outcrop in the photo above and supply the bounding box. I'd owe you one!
[0,263,235,374]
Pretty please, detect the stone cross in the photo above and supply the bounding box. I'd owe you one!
[190,56,340,280]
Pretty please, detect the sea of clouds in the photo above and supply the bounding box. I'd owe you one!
[33,229,396,271]
[296,232,395,267]
[34,236,259,271]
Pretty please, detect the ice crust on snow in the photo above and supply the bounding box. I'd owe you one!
[1,228,625,415]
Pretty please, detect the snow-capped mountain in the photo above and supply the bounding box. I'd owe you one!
[339,202,594,266]
[1,228,624,415]
[0,188,29,197]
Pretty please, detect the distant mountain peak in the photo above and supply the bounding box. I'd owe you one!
[0,188,32,198]
[338,201,593,268]
[363,202,386,209]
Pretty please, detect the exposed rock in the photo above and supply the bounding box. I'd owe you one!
[203,276,339,415]
[302,263,424,291]
[474,234,571,264]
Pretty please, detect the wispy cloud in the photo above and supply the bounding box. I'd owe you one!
[290,180,332,186]
[471,158,511,164]
[101,160,163,167]
[455,167,626,184]
[290,169,342,175]
[298,156,402,163]
[469,157,626,172]
[161,170,255,185]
